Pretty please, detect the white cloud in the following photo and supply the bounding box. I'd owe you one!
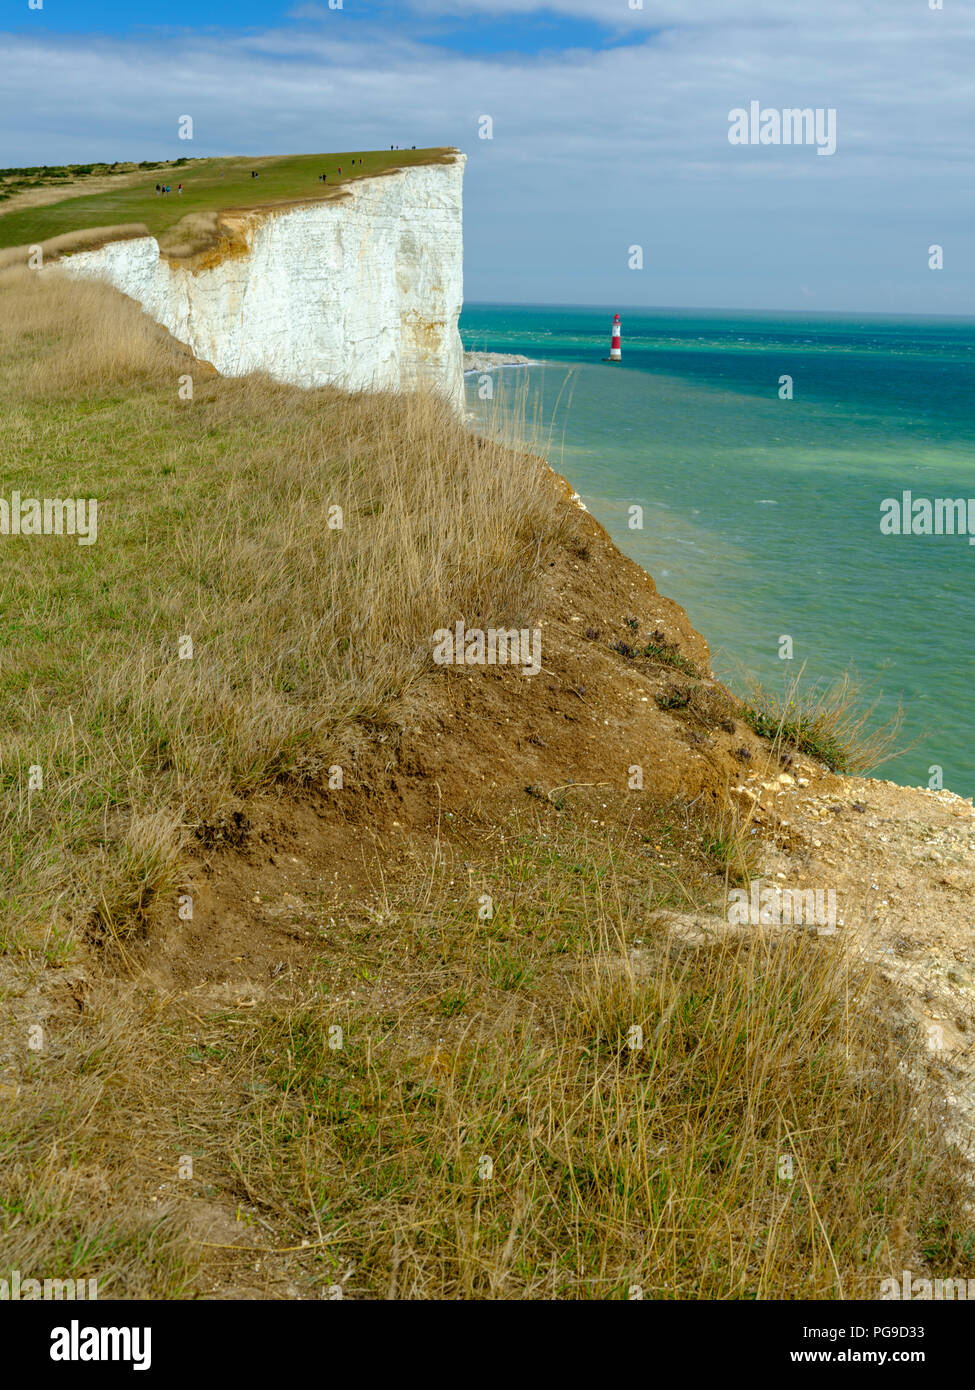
[1,1,972,310]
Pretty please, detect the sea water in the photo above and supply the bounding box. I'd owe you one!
[461,305,975,797]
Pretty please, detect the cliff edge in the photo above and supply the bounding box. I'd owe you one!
[51,155,467,408]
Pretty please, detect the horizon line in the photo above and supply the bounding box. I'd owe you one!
[461,301,975,322]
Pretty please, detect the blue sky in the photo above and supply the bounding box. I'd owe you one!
[3,0,974,313]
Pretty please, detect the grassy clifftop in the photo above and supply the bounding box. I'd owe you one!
[0,148,457,255]
[1,265,973,1299]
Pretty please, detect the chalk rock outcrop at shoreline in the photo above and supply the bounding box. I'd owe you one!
[51,157,467,410]
[463,351,540,374]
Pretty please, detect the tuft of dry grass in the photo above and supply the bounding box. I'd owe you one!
[0,979,198,1298]
[740,668,909,775]
[0,226,150,273]
[155,210,223,259]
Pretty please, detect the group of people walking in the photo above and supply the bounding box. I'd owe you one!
[318,158,365,182]
[150,151,421,201]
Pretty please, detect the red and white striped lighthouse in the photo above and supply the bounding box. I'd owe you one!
[608,313,622,362]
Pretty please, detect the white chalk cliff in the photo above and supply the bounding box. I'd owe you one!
[55,156,466,410]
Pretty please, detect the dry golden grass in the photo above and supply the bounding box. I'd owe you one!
[0,225,151,271]
[220,807,974,1299]
[0,266,567,953]
[0,979,199,1298]
[1,268,972,1302]
[7,799,967,1301]
[155,209,224,259]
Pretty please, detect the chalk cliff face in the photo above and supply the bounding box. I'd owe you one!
[55,157,466,409]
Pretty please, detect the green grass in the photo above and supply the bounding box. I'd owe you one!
[610,625,701,678]
[0,148,456,253]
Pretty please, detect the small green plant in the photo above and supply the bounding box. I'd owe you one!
[487,949,534,991]
[438,990,467,1018]
[641,630,700,676]
[656,687,692,711]
[740,669,907,774]
[611,629,700,677]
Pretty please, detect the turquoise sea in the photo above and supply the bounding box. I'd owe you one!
[460,305,975,797]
